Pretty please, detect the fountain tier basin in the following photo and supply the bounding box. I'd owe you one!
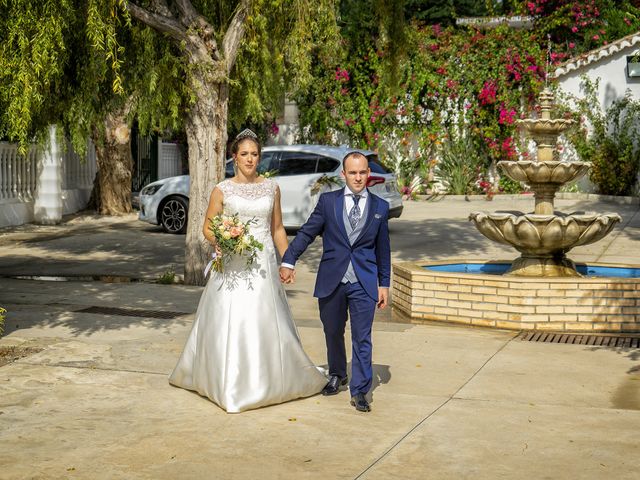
[392,260,640,333]
[498,160,590,185]
[469,211,621,276]
[516,118,575,136]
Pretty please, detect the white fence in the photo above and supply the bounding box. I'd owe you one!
[0,143,39,202]
[1,133,183,228]
[61,142,96,191]
[0,136,97,228]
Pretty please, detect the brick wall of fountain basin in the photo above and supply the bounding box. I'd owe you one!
[392,261,640,332]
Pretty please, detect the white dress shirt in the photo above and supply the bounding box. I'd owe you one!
[344,186,368,214]
[281,187,369,269]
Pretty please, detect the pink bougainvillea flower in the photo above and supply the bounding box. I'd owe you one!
[593,34,600,40]
[334,68,350,82]
[479,81,498,105]
[571,26,578,33]
[499,106,517,125]
[501,137,516,159]
[569,42,576,49]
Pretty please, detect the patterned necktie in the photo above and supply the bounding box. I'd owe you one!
[349,194,361,229]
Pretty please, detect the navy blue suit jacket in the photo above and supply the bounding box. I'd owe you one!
[282,189,391,301]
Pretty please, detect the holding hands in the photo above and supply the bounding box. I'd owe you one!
[279,266,295,284]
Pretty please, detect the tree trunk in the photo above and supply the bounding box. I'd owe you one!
[123,1,247,285]
[183,69,229,286]
[90,105,133,215]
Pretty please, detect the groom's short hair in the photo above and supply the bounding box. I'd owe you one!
[342,151,368,170]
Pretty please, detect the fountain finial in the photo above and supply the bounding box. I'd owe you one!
[544,34,552,89]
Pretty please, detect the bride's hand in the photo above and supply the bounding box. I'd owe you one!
[279,266,295,284]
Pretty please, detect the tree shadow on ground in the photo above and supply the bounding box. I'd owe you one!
[0,221,185,278]
[0,280,199,337]
[2,309,192,338]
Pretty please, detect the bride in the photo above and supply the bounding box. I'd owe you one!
[169,129,327,413]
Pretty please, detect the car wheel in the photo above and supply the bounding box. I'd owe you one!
[160,196,188,234]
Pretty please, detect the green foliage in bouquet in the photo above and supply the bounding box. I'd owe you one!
[208,214,264,273]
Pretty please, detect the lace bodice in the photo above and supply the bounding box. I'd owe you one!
[216,178,277,245]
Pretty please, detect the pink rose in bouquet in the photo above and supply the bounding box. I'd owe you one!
[206,214,263,274]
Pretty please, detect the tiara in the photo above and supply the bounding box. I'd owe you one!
[235,128,258,141]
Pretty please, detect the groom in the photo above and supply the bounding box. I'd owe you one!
[280,151,391,413]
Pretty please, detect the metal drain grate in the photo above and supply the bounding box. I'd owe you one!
[77,306,190,319]
[518,331,640,348]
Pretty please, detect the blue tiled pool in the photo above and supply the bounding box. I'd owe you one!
[424,263,640,278]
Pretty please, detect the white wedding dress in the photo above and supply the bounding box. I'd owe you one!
[169,178,327,412]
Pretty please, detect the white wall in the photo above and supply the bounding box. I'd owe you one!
[556,47,640,110]
[555,42,640,194]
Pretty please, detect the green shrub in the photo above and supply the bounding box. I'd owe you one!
[498,175,525,194]
[435,132,487,195]
[567,77,640,196]
[157,268,176,285]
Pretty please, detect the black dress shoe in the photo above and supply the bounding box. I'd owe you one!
[321,375,348,396]
[350,393,371,412]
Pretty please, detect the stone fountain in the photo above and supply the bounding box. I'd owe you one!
[391,88,639,333]
[469,89,621,277]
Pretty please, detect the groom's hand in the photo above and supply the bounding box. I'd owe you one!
[279,266,295,284]
[377,287,389,309]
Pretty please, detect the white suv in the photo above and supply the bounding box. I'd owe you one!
[138,145,403,233]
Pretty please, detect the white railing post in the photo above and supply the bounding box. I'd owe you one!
[29,147,38,199]
[34,125,63,224]
[0,145,7,199]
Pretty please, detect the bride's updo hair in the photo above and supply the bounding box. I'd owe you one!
[231,128,261,159]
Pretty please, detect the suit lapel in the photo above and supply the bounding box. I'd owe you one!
[333,190,350,244]
[353,192,378,246]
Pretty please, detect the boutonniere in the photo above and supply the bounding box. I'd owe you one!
[374,213,382,219]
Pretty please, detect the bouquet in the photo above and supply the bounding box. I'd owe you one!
[205,214,264,274]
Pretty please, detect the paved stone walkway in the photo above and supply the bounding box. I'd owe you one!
[0,196,639,479]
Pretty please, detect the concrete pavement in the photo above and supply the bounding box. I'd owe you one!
[0,195,639,479]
